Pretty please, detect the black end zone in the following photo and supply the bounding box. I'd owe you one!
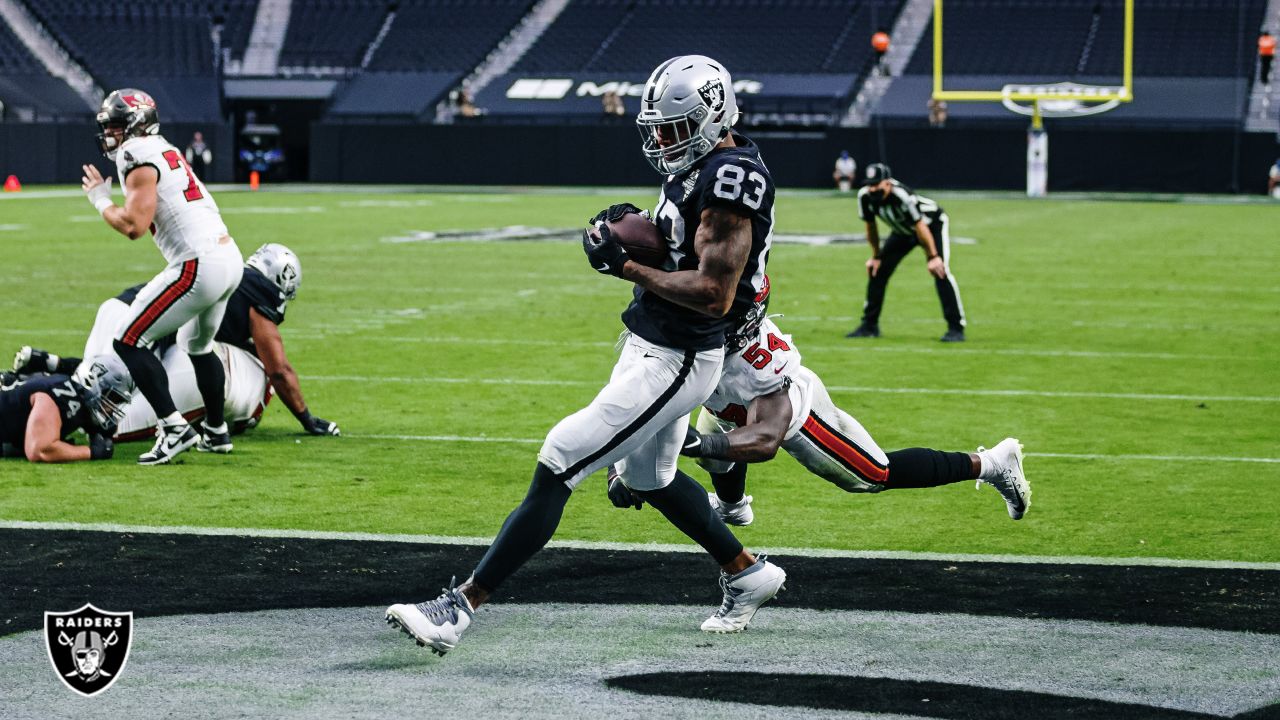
[1,528,1277,637]
[606,671,1277,720]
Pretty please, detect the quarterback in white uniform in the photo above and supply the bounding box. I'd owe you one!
[82,88,243,465]
[612,288,1032,524]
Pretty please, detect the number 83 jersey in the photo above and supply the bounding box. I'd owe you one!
[621,133,776,352]
[116,135,229,264]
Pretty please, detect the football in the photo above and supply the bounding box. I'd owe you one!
[602,212,668,268]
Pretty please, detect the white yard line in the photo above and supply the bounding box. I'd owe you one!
[285,333,1244,363]
[354,433,1280,464]
[1,518,1275,570]
[299,375,1279,403]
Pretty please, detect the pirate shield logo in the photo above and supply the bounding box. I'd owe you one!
[697,79,725,112]
[44,604,133,697]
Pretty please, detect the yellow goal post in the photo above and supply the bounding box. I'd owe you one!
[931,0,1134,127]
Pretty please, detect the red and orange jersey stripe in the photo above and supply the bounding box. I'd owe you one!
[121,259,198,346]
[799,413,889,484]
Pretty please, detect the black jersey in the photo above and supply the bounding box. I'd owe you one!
[116,267,285,356]
[622,133,776,351]
[0,374,90,457]
[857,179,943,237]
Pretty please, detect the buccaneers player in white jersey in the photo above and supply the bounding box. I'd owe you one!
[82,88,243,465]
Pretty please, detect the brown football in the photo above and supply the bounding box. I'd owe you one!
[603,212,668,268]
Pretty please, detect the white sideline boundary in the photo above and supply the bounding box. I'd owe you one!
[354,434,1280,464]
[2,519,1276,571]
[301,375,1280,403]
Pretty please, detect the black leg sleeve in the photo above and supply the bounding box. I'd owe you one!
[112,339,178,419]
[883,448,975,489]
[189,352,226,427]
[472,463,572,591]
[636,470,743,566]
[710,462,748,505]
[54,356,82,375]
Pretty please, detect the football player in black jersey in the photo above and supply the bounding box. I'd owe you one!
[0,355,131,463]
[848,163,967,342]
[386,55,786,656]
[13,244,338,442]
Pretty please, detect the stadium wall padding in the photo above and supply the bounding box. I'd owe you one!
[0,122,235,185]
[309,123,1278,195]
[2,121,1272,194]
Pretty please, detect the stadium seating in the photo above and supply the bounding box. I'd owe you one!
[0,16,89,118]
[279,0,390,70]
[483,0,905,121]
[368,0,532,72]
[214,0,262,65]
[513,0,903,75]
[883,0,1269,127]
[17,0,258,120]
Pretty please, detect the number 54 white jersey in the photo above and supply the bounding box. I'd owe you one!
[115,134,229,264]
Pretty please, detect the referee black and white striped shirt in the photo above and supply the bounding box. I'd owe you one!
[857,180,944,236]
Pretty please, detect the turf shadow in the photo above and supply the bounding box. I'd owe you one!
[606,671,1278,720]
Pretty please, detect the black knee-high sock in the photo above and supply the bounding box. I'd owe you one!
[472,463,572,591]
[112,340,178,419]
[883,448,975,489]
[636,470,744,566]
[710,461,748,504]
[189,352,226,427]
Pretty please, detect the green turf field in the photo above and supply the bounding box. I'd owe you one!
[1,187,1276,562]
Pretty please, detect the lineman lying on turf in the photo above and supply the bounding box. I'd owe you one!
[608,287,1030,522]
[0,355,132,463]
[12,243,339,443]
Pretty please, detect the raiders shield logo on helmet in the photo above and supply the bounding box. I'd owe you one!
[697,80,725,112]
[44,604,133,697]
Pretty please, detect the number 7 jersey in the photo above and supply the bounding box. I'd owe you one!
[115,134,229,264]
[621,132,776,352]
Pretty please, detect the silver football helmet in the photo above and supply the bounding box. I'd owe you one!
[72,354,134,429]
[247,243,302,303]
[636,55,740,175]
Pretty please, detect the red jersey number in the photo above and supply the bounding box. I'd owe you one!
[162,150,203,202]
[741,334,791,370]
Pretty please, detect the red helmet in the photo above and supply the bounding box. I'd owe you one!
[95,89,159,160]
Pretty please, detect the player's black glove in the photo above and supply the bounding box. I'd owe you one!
[680,426,730,459]
[89,432,114,461]
[582,223,629,279]
[295,409,341,436]
[589,202,643,225]
[606,465,644,510]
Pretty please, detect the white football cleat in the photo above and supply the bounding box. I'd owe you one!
[385,577,474,656]
[137,422,198,465]
[708,492,754,526]
[701,556,786,633]
[976,438,1030,520]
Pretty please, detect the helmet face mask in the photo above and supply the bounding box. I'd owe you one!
[636,56,739,175]
[72,355,134,430]
[95,89,159,160]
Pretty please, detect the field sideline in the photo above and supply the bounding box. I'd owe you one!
[1,185,1277,564]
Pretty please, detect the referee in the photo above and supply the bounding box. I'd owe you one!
[847,163,966,342]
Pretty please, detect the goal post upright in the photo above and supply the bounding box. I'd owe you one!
[930,0,1134,195]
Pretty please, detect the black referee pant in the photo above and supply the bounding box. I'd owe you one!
[860,214,966,332]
